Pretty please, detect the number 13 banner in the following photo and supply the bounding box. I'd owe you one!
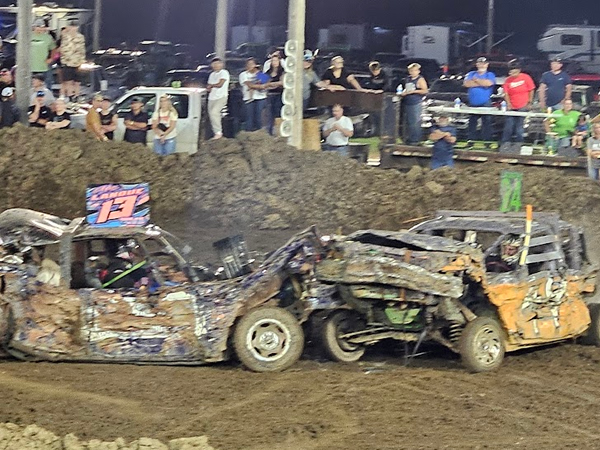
[86,183,150,228]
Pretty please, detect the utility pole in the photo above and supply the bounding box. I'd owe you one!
[215,0,229,59]
[248,0,256,42]
[16,0,33,124]
[286,0,305,149]
[486,0,494,54]
[93,0,101,52]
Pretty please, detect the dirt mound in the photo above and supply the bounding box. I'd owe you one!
[1,125,599,236]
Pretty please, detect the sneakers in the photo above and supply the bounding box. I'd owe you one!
[210,133,223,140]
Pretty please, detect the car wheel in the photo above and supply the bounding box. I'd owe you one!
[459,317,505,373]
[322,310,366,363]
[581,303,600,346]
[233,307,304,372]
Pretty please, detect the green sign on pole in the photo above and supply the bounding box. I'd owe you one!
[500,170,523,212]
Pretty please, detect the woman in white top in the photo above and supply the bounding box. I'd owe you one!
[151,95,178,155]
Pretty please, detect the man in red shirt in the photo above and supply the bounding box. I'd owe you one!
[500,59,535,147]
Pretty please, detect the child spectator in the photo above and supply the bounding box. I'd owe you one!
[429,114,456,169]
[572,114,589,149]
[587,123,600,180]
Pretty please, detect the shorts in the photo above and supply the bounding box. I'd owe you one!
[62,66,80,82]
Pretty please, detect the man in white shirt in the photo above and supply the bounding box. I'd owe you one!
[239,57,268,131]
[206,57,230,140]
[322,104,354,156]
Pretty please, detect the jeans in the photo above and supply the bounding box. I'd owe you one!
[244,99,266,131]
[323,144,349,157]
[431,156,454,170]
[468,102,492,141]
[153,137,176,156]
[588,157,600,180]
[500,107,527,143]
[403,102,422,144]
[45,66,54,90]
[267,93,282,135]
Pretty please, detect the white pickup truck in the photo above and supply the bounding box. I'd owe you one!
[73,87,207,154]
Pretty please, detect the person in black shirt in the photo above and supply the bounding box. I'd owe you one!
[366,61,388,92]
[46,97,71,130]
[0,68,14,92]
[0,87,20,128]
[124,97,149,144]
[264,52,284,135]
[321,56,363,91]
[28,91,52,128]
[100,96,117,139]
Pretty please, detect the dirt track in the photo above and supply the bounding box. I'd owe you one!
[2,343,600,449]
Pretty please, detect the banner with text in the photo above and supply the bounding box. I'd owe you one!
[86,183,150,227]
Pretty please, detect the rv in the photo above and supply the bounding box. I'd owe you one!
[537,25,600,73]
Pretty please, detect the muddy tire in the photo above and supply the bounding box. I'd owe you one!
[459,317,505,373]
[233,307,304,372]
[322,310,366,363]
[581,303,600,346]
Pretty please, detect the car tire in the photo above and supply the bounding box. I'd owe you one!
[322,310,366,363]
[581,303,600,346]
[459,317,505,373]
[233,307,304,372]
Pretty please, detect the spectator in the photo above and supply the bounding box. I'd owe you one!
[28,91,52,128]
[60,21,86,101]
[500,59,535,148]
[0,87,20,128]
[86,94,108,141]
[264,53,284,135]
[263,49,286,73]
[321,56,363,91]
[539,57,572,111]
[366,61,388,91]
[54,27,66,97]
[151,94,178,156]
[30,19,55,87]
[124,97,149,144]
[463,56,496,146]
[400,62,429,146]
[428,114,457,169]
[587,123,600,180]
[572,114,589,149]
[100,97,117,140]
[322,104,354,156]
[206,57,230,140]
[239,57,267,131]
[544,99,580,148]
[302,50,330,112]
[0,68,14,91]
[46,97,71,130]
[30,74,55,108]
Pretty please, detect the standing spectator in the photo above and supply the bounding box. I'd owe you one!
[100,97,117,140]
[264,53,284,135]
[239,57,267,131]
[151,94,178,155]
[428,114,457,169]
[322,104,354,156]
[539,57,572,111]
[46,98,71,130]
[321,56,363,91]
[400,62,429,145]
[587,123,600,180]
[302,50,330,112]
[30,74,55,108]
[463,57,496,146]
[543,99,580,148]
[366,61,388,91]
[30,19,55,84]
[54,27,66,97]
[206,57,230,140]
[28,91,52,128]
[60,21,86,101]
[124,97,149,144]
[0,87,20,128]
[0,68,15,91]
[572,114,589,149]
[500,60,535,147]
[86,94,108,141]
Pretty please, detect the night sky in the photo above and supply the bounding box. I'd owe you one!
[5,0,600,60]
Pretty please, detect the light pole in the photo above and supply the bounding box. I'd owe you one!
[16,0,33,124]
[93,0,101,52]
[486,0,494,54]
[286,0,305,149]
[215,0,229,59]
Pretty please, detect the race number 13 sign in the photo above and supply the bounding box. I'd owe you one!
[86,183,150,227]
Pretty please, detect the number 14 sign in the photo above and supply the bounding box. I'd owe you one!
[86,183,150,228]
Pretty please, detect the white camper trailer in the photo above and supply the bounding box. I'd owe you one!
[537,25,600,73]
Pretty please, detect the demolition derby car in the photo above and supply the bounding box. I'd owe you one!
[0,208,598,373]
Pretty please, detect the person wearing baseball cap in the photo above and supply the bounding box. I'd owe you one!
[31,17,56,84]
[428,114,457,169]
[539,56,572,111]
[28,90,53,128]
[463,56,496,146]
[100,96,117,140]
[0,87,20,128]
[124,96,149,144]
[499,59,535,149]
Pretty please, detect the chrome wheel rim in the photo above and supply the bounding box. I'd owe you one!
[473,325,502,367]
[246,318,291,362]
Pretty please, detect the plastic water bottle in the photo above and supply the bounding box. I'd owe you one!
[501,100,507,112]
[454,97,461,109]
[396,84,403,95]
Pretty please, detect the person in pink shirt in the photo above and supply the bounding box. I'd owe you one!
[500,59,535,146]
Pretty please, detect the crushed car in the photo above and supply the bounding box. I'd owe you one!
[313,210,599,372]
